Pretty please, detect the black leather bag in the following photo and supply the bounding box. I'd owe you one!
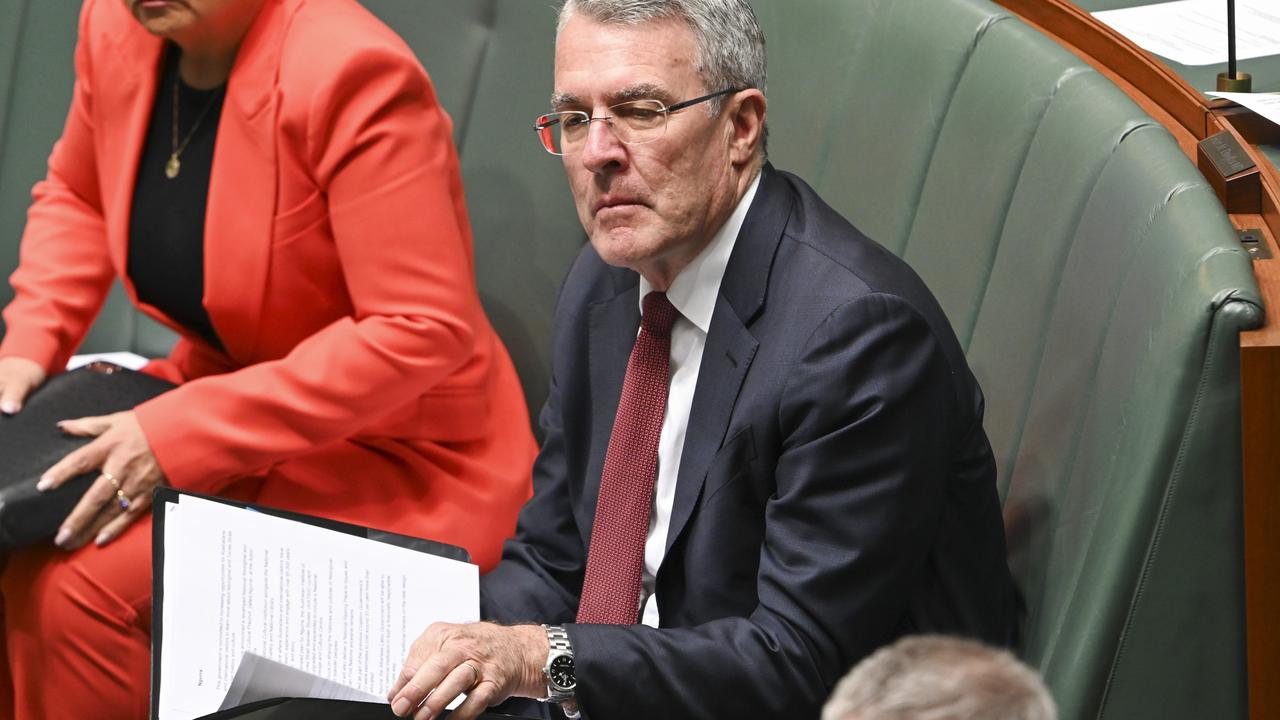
[0,362,174,550]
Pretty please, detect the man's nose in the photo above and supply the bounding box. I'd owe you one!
[580,118,627,174]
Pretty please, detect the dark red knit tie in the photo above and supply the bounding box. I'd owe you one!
[577,291,678,624]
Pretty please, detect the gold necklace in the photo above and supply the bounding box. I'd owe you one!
[165,72,221,180]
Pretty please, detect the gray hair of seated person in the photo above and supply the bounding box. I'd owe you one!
[822,635,1058,720]
[555,0,767,115]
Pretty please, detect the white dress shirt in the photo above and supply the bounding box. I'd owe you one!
[636,173,760,628]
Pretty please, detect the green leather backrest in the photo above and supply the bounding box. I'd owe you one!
[755,1,1260,717]
[451,0,589,413]
[0,1,75,343]
[359,0,496,145]
[0,2,1263,718]
[758,0,1004,256]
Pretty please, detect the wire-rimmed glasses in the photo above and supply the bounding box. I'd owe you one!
[533,88,742,156]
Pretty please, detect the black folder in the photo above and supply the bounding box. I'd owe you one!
[0,362,174,550]
[190,697,545,719]
[150,488,537,720]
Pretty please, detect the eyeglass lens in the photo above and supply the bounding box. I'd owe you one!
[537,99,668,155]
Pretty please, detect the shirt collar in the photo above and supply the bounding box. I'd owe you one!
[638,172,761,334]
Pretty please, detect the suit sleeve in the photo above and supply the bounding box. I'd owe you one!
[0,0,116,374]
[566,293,963,719]
[134,46,484,492]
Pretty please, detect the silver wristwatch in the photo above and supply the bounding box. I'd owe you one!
[541,625,579,719]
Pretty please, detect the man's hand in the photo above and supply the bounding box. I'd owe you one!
[0,356,46,414]
[38,410,165,549]
[387,621,548,720]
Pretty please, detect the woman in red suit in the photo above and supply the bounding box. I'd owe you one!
[0,0,537,717]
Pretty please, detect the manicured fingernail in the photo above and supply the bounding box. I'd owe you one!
[36,475,53,491]
[54,527,72,547]
[391,698,410,716]
[95,530,112,546]
[1,401,16,415]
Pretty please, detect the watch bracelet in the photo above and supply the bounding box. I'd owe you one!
[542,624,579,718]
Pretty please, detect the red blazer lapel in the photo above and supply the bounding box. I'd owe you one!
[95,5,163,294]
[203,0,285,360]
[91,0,287,360]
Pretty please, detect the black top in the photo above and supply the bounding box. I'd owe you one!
[128,45,226,352]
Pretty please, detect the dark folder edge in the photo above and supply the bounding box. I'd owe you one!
[149,487,474,720]
[190,697,540,719]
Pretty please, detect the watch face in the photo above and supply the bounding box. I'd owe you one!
[549,654,577,691]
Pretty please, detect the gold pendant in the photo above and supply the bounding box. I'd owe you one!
[165,153,181,179]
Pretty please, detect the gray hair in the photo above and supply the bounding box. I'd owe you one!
[556,0,767,114]
[822,636,1058,720]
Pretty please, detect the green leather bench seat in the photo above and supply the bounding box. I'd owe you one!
[0,1,1262,718]
[752,2,1260,716]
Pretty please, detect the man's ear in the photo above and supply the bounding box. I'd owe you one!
[726,89,766,166]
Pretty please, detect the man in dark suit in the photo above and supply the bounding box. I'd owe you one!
[388,1,1018,718]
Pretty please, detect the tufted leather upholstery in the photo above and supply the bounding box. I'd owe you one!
[0,1,1261,717]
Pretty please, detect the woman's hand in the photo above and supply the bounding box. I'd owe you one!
[0,357,46,414]
[38,410,166,549]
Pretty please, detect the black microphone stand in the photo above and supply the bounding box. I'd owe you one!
[1216,0,1252,91]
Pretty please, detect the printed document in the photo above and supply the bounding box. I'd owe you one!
[218,653,383,710]
[1093,0,1280,67]
[156,495,478,720]
[1207,91,1280,128]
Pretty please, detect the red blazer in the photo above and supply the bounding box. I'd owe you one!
[0,0,535,569]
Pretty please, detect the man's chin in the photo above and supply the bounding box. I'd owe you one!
[588,229,652,271]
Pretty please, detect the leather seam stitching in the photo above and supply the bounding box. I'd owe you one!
[1096,292,1226,719]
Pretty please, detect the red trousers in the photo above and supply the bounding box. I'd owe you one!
[1,514,156,720]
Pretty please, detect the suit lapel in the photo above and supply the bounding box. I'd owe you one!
[98,11,163,282]
[95,0,285,355]
[663,302,757,554]
[663,166,794,555]
[201,0,286,360]
[581,273,641,542]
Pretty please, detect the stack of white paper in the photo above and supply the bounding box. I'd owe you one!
[67,351,150,371]
[1093,0,1280,67]
[1207,92,1280,128]
[156,495,478,720]
[218,653,383,710]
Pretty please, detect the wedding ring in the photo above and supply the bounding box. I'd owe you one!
[115,489,131,511]
[461,661,480,688]
[103,471,122,491]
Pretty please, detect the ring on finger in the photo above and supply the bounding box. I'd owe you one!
[115,489,132,511]
[102,471,122,492]
[461,661,481,688]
